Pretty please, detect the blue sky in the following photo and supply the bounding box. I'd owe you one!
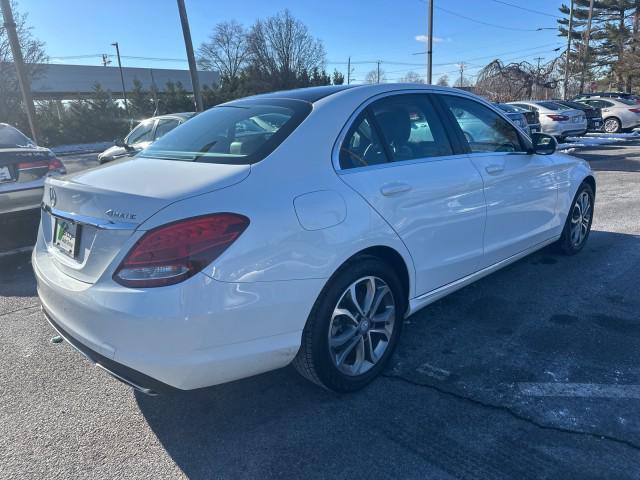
[17,0,567,84]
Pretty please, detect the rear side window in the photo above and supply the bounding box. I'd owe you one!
[440,95,524,153]
[339,113,389,169]
[140,99,311,165]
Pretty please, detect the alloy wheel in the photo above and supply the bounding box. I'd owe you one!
[604,118,620,133]
[328,276,396,376]
[570,191,592,247]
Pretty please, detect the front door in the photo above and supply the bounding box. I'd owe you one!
[437,94,558,267]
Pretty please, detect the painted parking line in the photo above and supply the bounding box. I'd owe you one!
[518,383,640,399]
[416,362,451,381]
[0,246,33,258]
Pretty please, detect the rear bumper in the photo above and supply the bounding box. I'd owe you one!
[587,118,603,131]
[33,238,323,391]
[44,308,174,395]
[0,185,43,215]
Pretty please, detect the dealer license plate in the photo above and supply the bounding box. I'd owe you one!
[53,218,80,258]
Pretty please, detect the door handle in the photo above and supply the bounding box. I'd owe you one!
[380,183,412,196]
[485,165,504,174]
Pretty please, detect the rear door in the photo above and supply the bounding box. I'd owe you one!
[337,93,486,296]
[436,94,558,266]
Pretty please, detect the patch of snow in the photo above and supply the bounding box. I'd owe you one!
[51,142,113,156]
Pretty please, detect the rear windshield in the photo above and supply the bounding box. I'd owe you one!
[495,103,520,113]
[537,102,566,111]
[139,99,311,164]
[0,125,34,148]
[615,98,637,105]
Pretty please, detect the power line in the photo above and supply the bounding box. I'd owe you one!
[488,0,562,19]
[432,4,556,32]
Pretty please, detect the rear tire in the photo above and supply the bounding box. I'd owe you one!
[558,182,594,255]
[293,256,405,392]
[603,117,621,133]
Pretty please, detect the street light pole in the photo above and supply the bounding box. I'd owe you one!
[176,0,203,112]
[1,0,38,144]
[427,0,434,84]
[111,42,130,123]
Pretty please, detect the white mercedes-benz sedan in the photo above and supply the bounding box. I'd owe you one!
[33,84,595,394]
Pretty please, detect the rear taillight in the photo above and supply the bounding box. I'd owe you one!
[546,114,569,121]
[17,159,49,170]
[113,214,249,288]
[629,108,640,113]
[48,157,66,174]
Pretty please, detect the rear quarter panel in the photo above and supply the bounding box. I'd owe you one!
[138,93,417,296]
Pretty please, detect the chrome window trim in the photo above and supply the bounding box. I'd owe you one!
[41,203,135,230]
[332,88,531,174]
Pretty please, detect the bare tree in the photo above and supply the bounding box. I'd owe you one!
[398,71,424,83]
[436,74,450,86]
[198,20,249,82]
[246,10,326,90]
[365,69,386,84]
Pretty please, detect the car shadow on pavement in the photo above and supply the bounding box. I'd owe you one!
[0,251,36,297]
[136,230,640,479]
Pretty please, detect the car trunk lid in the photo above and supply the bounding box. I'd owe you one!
[41,157,250,283]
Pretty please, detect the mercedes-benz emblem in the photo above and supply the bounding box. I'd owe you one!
[49,187,57,207]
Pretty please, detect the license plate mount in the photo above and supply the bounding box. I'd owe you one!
[53,217,81,258]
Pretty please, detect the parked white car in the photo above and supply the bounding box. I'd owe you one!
[575,97,640,133]
[34,85,595,394]
[508,100,587,141]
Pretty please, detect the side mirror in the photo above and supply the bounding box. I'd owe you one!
[531,132,556,155]
[114,138,126,148]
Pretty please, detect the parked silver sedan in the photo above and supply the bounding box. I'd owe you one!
[508,101,587,141]
[0,124,66,216]
[576,97,640,133]
[98,112,195,164]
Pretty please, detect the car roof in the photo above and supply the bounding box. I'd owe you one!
[240,85,361,103]
[153,112,195,121]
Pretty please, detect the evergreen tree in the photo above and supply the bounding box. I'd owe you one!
[332,69,345,85]
[129,79,154,119]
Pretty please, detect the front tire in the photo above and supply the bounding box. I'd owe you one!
[293,256,405,392]
[558,182,594,255]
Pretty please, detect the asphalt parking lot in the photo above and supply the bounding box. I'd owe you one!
[1,143,640,479]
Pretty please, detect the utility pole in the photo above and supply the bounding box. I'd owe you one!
[458,62,465,87]
[578,0,595,94]
[562,0,574,99]
[177,0,203,112]
[427,0,434,84]
[1,0,38,144]
[377,60,381,84]
[534,56,544,97]
[111,42,130,123]
[347,56,351,85]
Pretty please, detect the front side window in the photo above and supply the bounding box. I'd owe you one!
[140,99,311,165]
[369,94,453,162]
[126,120,155,145]
[154,118,180,140]
[441,95,524,153]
